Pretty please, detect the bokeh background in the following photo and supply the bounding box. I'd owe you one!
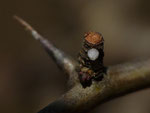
[0,0,150,113]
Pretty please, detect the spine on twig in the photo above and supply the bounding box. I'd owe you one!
[78,32,106,88]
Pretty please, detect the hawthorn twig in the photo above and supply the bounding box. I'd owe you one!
[14,16,78,86]
[14,16,150,113]
[38,59,150,113]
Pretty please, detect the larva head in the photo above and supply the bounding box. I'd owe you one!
[84,32,103,47]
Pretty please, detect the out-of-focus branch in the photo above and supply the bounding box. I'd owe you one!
[38,59,150,113]
[14,16,150,113]
[14,16,78,86]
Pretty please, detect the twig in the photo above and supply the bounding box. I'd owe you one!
[14,16,150,113]
[38,59,150,113]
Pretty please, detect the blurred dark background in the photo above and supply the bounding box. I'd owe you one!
[0,0,150,113]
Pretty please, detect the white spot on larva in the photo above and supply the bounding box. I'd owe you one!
[87,48,99,61]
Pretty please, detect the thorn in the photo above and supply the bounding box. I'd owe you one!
[13,15,42,40]
[14,15,78,82]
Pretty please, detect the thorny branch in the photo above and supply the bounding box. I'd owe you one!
[14,16,150,113]
[14,16,78,87]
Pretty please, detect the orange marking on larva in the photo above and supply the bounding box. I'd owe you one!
[84,32,103,45]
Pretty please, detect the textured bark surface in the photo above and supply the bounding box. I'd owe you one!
[38,59,150,113]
